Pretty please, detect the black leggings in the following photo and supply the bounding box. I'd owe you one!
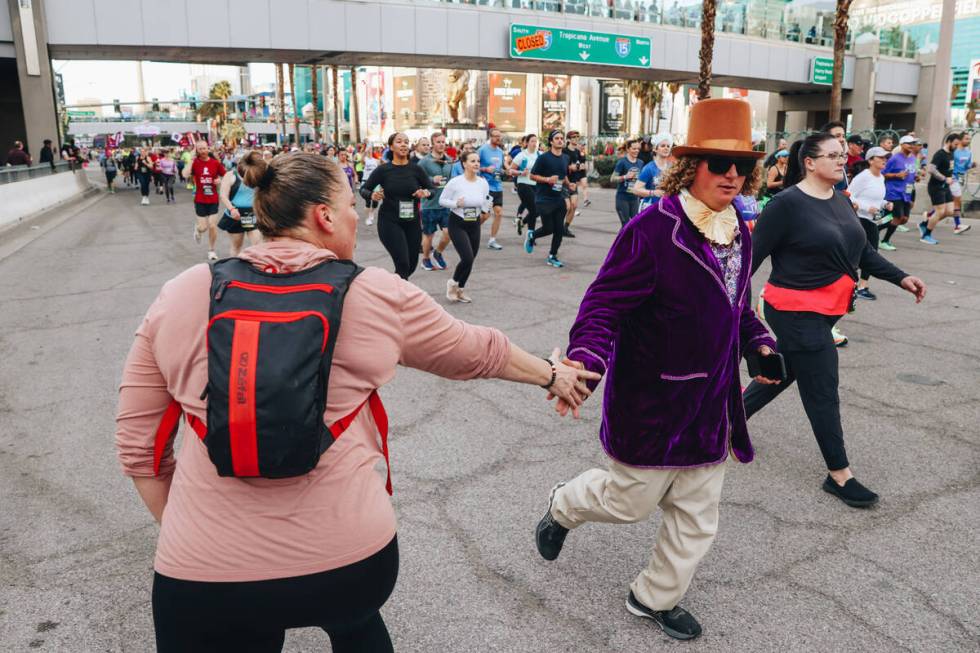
[377,216,422,279]
[615,194,639,227]
[859,219,879,281]
[137,172,152,197]
[742,304,848,471]
[449,214,481,287]
[153,536,398,653]
[517,184,536,228]
[162,173,175,201]
[532,203,565,256]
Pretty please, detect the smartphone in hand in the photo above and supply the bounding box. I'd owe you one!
[746,351,787,382]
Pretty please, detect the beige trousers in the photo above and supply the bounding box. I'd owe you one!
[550,457,727,611]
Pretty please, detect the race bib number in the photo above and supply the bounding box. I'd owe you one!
[905,183,914,195]
[625,181,635,192]
[553,180,564,192]
[399,201,415,220]
[462,207,480,221]
[202,185,214,196]
[493,169,502,181]
[240,211,256,228]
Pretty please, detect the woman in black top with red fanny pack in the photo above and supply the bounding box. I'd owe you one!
[743,132,927,508]
[360,133,433,279]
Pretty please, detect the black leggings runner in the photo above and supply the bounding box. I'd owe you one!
[448,214,481,288]
[859,219,879,281]
[517,184,537,229]
[153,535,399,653]
[532,203,565,257]
[615,194,639,227]
[137,172,152,197]
[378,216,422,279]
[742,303,848,471]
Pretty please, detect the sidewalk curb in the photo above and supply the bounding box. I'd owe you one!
[0,187,105,263]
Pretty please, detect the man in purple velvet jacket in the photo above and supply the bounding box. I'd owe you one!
[535,99,779,641]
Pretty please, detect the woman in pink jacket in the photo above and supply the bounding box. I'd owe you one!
[115,151,597,652]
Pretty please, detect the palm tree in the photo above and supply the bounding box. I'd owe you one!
[829,0,853,122]
[350,66,361,144]
[288,63,301,145]
[198,80,233,124]
[331,66,341,146]
[275,64,286,145]
[310,65,319,138]
[625,80,664,133]
[697,0,717,100]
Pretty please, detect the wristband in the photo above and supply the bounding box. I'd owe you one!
[540,356,557,390]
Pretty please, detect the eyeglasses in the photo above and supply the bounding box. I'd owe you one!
[811,153,847,162]
[705,156,757,177]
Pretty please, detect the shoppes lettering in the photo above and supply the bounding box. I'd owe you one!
[510,24,651,68]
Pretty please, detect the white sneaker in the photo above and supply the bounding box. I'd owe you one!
[141,196,149,206]
[207,250,218,261]
[446,279,459,302]
[456,288,472,303]
[365,215,374,226]
[487,238,503,250]
[193,224,203,244]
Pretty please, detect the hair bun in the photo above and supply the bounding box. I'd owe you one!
[258,165,276,190]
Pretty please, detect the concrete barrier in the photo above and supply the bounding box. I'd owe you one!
[0,169,93,231]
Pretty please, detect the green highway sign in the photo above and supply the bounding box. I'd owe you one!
[810,57,834,86]
[510,24,651,69]
[67,109,96,117]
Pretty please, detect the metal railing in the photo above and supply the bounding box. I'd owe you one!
[0,160,74,185]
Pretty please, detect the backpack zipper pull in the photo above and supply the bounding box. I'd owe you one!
[200,385,209,400]
[214,280,229,301]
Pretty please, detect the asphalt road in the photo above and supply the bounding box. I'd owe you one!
[1,175,977,652]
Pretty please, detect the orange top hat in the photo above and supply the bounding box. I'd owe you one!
[671,98,765,159]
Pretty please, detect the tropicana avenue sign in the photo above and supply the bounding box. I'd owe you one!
[509,24,652,69]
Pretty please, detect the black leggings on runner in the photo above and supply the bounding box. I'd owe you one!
[532,203,565,257]
[448,214,481,287]
[162,173,175,201]
[153,536,399,653]
[859,219,879,281]
[377,216,422,279]
[137,172,152,197]
[517,184,536,228]
[615,195,639,227]
[742,304,848,471]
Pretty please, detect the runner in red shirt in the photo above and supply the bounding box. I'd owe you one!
[182,141,227,261]
[150,148,163,195]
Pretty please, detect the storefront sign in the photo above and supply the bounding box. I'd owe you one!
[541,75,568,131]
[488,73,526,132]
[599,80,627,135]
[393,75,417,130]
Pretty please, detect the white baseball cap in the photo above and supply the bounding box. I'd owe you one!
[899,135,919,145]
[865,147,888,159]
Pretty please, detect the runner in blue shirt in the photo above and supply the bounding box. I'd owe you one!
[951,132,974,233]
[611,139,643,227]
[632,134,673,211]
[478,129,507,250]
[880,136,919,250]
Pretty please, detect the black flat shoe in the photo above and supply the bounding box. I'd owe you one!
[626,591,702,640]
[822,475,879,508]
[535,482,568,561]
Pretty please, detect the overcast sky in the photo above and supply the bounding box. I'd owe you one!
[54,61,278,105]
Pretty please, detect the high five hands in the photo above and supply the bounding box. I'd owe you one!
[545,348,601,419]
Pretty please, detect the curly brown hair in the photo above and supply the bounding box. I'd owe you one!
[659,156,762,197]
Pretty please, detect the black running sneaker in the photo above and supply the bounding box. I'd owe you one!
[535,482,568,561]
[626,591,702,640]
[822,475,879,508]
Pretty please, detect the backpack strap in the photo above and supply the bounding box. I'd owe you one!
[152,390,391,494]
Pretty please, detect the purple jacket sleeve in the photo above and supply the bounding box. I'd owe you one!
[566,223,657,389]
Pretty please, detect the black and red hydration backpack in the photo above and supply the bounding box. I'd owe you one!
[152,257,391,493]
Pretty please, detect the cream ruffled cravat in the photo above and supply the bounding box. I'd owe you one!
[679,189,739,246]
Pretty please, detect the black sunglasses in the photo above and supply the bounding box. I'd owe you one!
[705,156,757,177]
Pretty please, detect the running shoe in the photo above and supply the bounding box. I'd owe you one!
[563,226,576,238]
[487,238,503,250]
[583,199,592,207]
[896,224,910,232]
[953,224,972,235]
[524,229,535,253]
[832,326,848,348]
[876,214,893,226]
[878,241,896,251]
[856,288,877,301]
[456,289,472,304]
[626,592,702,641]
[207,250,218,262]
[421,258,435,272]
[822,475,879,508]
[535,481,568,561]
[917,221,928,239]
[546,255,564,268]
[920,235,939,245]
[141,196,150,206]
[575,210,581,217]
[365,215,374,226]
[432,251,447,270]
[446,279,459,303]
[193,224,203,244]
